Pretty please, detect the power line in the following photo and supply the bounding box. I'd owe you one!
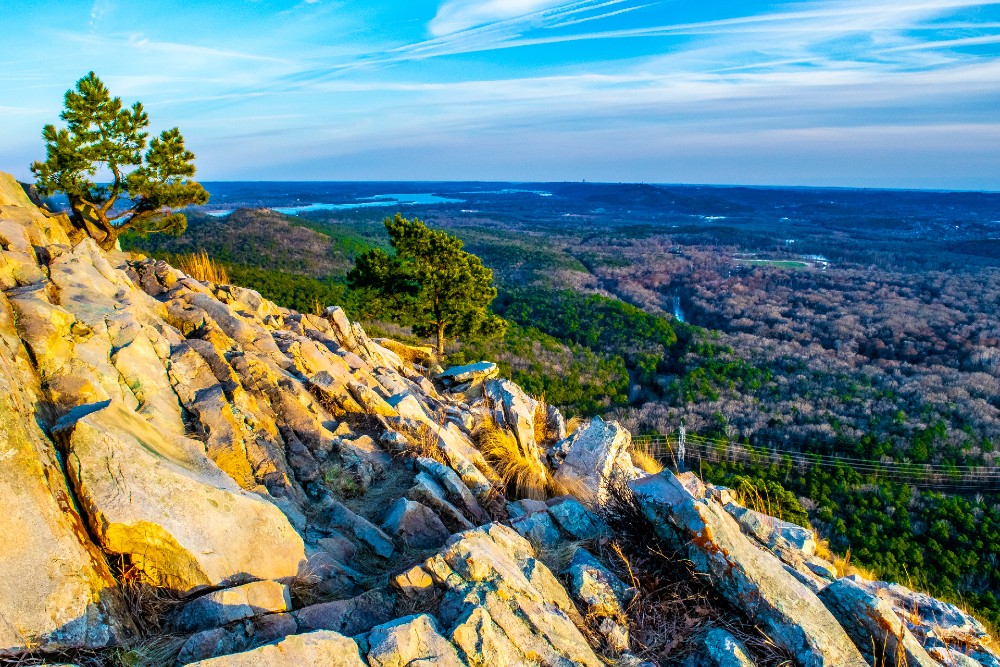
[634,431,1000,491]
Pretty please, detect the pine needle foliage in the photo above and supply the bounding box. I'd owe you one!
[347,214,505,356]
[31,72,208,250]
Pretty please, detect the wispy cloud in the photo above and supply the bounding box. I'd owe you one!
[429,0,572,36]
[4,0,1000,186]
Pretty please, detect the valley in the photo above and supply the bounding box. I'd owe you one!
[124,180,1000,629]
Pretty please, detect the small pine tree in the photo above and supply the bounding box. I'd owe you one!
[348,214,506,355]
[31,72,208,250]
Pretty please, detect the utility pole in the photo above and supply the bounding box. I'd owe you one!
[678,425,686,472]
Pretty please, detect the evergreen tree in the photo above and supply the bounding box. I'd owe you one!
[348,214,505,356]
[31,72,208,250]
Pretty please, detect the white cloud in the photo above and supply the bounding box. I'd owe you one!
[429,0,573,36]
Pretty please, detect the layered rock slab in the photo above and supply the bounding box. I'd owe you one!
[423,523,605,667]
[187,629,366,666]
[54,402,305,593]
[550,415,635,507]
[818,577,938,667]
[0,301,124,654]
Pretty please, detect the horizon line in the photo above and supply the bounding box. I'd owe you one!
[189,179,1000,195]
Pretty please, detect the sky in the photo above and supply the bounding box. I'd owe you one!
[2,0,1000,189]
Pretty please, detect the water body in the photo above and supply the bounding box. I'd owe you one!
[206,193,464,217]
[461,189,553,197]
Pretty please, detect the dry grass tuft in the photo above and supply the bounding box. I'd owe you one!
[533,539,584,575]
[409,422,449,465]
[106,636,186,667]
[734,480,783,523]
[477,418,559,501]
[534,400,553,447]
[830,548,878,580]
[566,415,586,436]
[630,442,664,475]
[176,251,229,284]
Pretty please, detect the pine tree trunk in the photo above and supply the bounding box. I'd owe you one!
[436,324,446,358]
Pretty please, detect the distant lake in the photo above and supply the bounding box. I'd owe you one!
[206,193,465,217]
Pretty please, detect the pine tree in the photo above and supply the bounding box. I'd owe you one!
[31,72,208,250]
[348,214,506,356]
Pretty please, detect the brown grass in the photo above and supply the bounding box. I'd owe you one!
[176,251,229,284]
[534,400,553,447]
[477,418,560,501]
[830,548,878,580]
[566,415,586,436]
[410,422,449,465]
[630,442,664,475]
[734,480,784,523]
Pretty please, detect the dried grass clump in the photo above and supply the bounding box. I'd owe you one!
[176,251,229,284]
[630,442,664,475]
[106,636,186,667]
[410,422,449,465]
[477,418,559,501]
[566,415,586,436]
[734,480,783,523]
[534,400,552,447]
[830,548,877,580]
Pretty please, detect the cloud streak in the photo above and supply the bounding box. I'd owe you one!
[2,0,999,187]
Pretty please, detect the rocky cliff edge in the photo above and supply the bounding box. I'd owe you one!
[0,172,995,667]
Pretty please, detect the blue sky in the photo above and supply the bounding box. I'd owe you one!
[3,0,1000,189]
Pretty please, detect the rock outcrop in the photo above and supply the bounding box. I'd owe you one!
[54,402,306,593]
[549,415,636,506]
[1,170,997,667]
[631,472,869,667]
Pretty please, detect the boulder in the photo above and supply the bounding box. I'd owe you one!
[408,471,476,532]
[450,606,532,667]
[508,498,549,519]
[176,613,297,665]
[381,498,451,549]
[565,549,633,652]
[509,510,563,548]
[173,581,292,633]
[348,380,399,418]
[294,589,396,636]
[438,361,499,386]
[54,402,305,594]
[725,503,817,557]
[322,498,396,558]
[630,473,868,667]
[392,565,436,598]
[424,523,604,667]
[366,614,467,667]
[849,577,991,646]
[415,457,488,523]
[317,530,357,564]
[551,416,636,507]
[687,628,756,667]
[375,338,435,365]
[0,325,124,654]
[483,380,546,476]
[818,577,938,667]
[186,629,367,666]
[546,496,610,540]
[928,647,985,667]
